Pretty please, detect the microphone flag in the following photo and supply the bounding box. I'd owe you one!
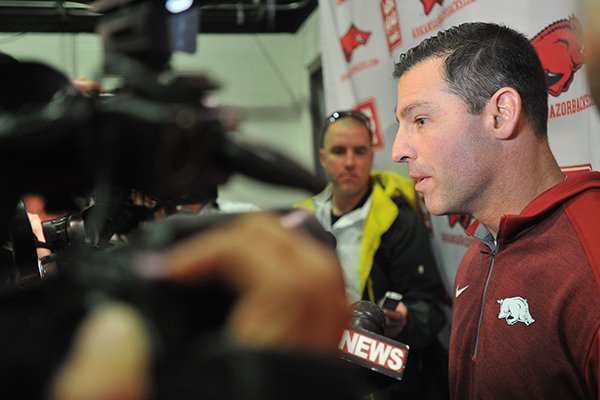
[338,326,409,381]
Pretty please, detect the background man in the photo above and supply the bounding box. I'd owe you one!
[392,22,600,399]
[296,110,448,399]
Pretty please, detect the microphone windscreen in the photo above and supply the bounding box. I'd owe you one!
[349,300,386,335]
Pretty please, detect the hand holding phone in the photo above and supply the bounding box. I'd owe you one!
[378,291,403,311]
[379,291,407,337]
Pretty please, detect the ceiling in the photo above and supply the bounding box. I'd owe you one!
[0,0,318,34]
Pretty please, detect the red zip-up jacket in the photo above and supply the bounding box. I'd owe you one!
[450,170,600,399]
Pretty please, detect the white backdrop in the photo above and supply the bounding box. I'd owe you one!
[319,0,600,298]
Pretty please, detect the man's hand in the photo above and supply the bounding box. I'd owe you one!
[27,211,51,259]
[383,302,408,338]
[165,212,350,351]
[51,213,349,399]
[50,303,152,400]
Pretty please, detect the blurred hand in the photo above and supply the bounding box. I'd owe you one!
[51,212,349,400]
[50,303,152,400]
[383,302,408,338]
[130,189,166,220]
[27,211,51,259]
[165,212,350,352]
[73,77,102,96]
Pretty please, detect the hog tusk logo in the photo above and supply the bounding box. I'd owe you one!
[497,297,535,326]
[420,0,444,15]
[340,24,371,63]
[531,16,585,97]
[447,213,473,230]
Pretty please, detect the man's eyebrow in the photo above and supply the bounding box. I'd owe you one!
[397,102,433,118]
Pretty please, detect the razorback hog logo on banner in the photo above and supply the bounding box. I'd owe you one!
[447,214,473,230]
[353,98,383,150]
[531,17,585,97]
[420,0,444,15]
[340,24,371,63]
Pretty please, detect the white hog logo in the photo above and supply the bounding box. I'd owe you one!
[497,297,535,326]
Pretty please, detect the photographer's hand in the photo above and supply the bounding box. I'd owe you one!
[51,213,349,400]
[27,211,51,259]
[50,303,152,400]
[165,212,350,352]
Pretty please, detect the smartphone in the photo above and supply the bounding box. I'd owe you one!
[378,291,403,311]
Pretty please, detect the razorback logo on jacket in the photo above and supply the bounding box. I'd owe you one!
[531,17,585,97]
[340,24,371,63]
[420,0,444,15]
[497,297,535,326]
[447,213,473,230]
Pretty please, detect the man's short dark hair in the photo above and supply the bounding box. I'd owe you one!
[393,22,548,137]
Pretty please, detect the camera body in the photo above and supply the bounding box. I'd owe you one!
[0,0,324,289]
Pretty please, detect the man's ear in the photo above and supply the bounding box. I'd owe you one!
[319,148,326,166]
[487,87,521,140]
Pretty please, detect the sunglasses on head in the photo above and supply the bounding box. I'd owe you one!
[321,110,373,147]
[325,110,371,130]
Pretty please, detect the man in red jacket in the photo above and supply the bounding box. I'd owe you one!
[391,22,600,399]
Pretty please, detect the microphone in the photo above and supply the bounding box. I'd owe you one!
[338,301,409,381]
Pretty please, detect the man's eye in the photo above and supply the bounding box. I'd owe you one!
[331,147,345,155]
[415,117,428,126]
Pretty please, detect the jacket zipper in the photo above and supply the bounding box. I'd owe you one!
[472,241,498,360]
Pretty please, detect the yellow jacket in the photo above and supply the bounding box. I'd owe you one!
[294,170,418,301]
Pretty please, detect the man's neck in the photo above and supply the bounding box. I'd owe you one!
[476,139,564,239]
[331,185,371,216]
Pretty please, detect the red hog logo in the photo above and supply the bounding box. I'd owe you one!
[420,0,444,15]
[340,24,371,63]
[447,214,473,230]
[531,17,585,97]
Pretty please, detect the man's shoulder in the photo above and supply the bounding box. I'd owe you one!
[371,170,419,212]
[562,187,600,272]
[293,197,316,211]
[293,186,333,212]
[371,170,414,191]
[562,184,600,231]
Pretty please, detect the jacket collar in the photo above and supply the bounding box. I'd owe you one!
[466,171,600,243]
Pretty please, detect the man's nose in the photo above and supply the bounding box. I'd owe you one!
[392,128,414,163]
[343,151,356,166]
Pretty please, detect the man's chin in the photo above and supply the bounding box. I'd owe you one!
[335,188,363,199]
[337,181,359,192]
[422,196,446,216]
[427,208,447,216]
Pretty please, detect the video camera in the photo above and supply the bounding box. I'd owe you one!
[0,0,325,288]
[0,1,336,398]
